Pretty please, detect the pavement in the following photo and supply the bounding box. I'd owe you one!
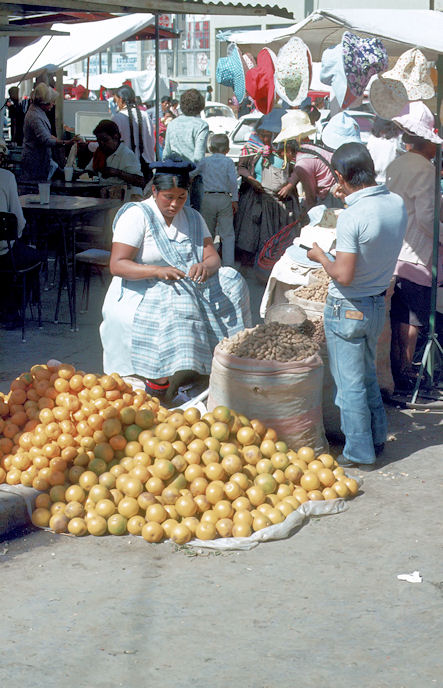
[1,268,442,687]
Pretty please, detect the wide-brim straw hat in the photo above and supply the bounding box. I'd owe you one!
[381,48,434,101]
[245,48,276,115]
[273,109,317,143]
[216,42,247,104]
[393,101,442,145]
[275,36,312,107]
[369,76,409,120]
[322,111,362,150]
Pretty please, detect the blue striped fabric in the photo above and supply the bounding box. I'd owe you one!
[126,203,251,378]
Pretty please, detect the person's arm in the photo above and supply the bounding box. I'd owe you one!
[194,123,209,162]
[238,155,263,191]
[102,166,145,188]
[227,158,239,201]
[293,163,316,210]
[307,245,357,286]
[110,242,185,281]
[32,114,57,147]
[143,112,155,162]
[162,125,171,160]
[411,165,443,242]
[188,237,221,283]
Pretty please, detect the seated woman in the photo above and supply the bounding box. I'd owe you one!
[85,120,145,201]
[235,125,300,265]
[100,160,251,401]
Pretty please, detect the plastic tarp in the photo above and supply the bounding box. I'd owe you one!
[6,13,157,84]
[219,9,443,60]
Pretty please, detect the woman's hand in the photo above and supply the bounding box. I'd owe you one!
[248,176,264,193]
[277,182,295,200]
[188,262,209,283]
[156,266,186,281]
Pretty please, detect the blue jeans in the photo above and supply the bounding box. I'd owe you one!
[324,293,387,464]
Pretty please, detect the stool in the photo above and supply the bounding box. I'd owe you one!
[75,248,110,313]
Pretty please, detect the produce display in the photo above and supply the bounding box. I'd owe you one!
[0,362,359,543]
[219,322,320,362]
[291,269,330,302]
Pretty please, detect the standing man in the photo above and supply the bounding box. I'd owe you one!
[7,87,27,145]
[307,143,407,469]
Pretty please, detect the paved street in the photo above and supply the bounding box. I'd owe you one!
[1,271,442,688]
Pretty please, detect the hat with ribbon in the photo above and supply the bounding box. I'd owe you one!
[216,42,247,104]
[379,48,434,101]
[245,48,277,115]
[369,76,409,120]
[393,101,442,145]
[275,37,312,107]
[256,107,288,134]
[321,31,388,109]
[321,112,362,150]
[273,109,317,144]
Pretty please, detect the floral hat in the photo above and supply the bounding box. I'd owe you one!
[369,76,409,120]
[216,43,247,104]
[245,48,277,115]
[273,109,316,144]
[321,32,388,109]
[380,48,434,101]
[275,37,312,107]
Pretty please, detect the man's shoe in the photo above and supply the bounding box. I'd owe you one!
[336,454,376,471]
[374,443,385,457]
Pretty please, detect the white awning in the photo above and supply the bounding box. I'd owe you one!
[7,13,157,83]
[220,9,443,60]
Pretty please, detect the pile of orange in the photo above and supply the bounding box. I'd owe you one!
[0,361,359,544]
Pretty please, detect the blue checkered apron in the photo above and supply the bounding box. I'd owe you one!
[117,203,251,379]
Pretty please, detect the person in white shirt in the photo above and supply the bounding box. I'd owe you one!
[85,120,145,201]
[366,117,404,185]
[193,134,238,267]
[112,85,155,178]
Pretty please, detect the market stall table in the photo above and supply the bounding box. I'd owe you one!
[50,179,127,199]
[20,194,122,330]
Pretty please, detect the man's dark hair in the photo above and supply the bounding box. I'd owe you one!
[331,142,376,188]
[161,95,172,104]
[93,119,120,139]
[180,89,205,116]
[209,133,229,154]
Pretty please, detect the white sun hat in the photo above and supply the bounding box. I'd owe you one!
[393,101,442,145]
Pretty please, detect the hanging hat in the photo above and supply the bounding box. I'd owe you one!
[322,112,362,150]
[393,101,442,145]
[321,32,388,109]
[380,48,434,101]
[245,48,276,115]
[273,109,317,143]
[216,43,247,104]
[275,37,312,107]
[369,76,409,120]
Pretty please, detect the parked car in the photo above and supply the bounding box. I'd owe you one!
[226,111,263,164]
[201,102,237,136]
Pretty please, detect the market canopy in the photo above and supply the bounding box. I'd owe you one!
[1,0,292,18]
[6,13,167,83]
[220,9,443,61]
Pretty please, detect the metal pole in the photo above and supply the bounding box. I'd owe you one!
[155,14,160,160]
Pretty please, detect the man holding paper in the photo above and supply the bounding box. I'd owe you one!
[307,143,407,469]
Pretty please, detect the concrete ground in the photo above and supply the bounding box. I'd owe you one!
[1,270,442,688]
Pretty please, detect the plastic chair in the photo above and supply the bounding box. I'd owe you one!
[0,212,42,342]
[75,248,110,313]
